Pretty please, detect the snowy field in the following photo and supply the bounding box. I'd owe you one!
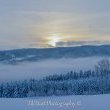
[0,57,110,82]
[0,94,110,110]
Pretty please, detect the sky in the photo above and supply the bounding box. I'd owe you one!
[0,0,110,49]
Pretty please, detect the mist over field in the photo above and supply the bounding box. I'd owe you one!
[0,57,109,82]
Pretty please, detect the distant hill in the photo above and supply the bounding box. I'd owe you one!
[0,45,110,63]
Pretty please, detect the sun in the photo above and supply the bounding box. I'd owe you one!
[48,34,60,47]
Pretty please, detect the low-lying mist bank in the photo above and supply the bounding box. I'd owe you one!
[0,57,110,82]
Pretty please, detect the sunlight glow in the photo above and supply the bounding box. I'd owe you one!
[48,34,61,47]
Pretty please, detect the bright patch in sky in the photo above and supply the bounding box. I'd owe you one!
[48,34,61,47]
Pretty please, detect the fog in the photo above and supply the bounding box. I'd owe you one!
[0,57,109,82]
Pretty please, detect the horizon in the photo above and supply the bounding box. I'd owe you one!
[1,44,110,51]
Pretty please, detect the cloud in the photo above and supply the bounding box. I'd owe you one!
[56,41,110,47]
[0,0,110,50]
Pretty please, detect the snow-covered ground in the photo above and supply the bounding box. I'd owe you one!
[0,94,110,110]
[0,57,110,82]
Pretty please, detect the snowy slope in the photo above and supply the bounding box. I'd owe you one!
[1,45,110,63]
[0,94,110,110]
[0,57,110,82]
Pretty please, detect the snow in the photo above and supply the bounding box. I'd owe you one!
[0,57,110,82]
[0,94,110,110]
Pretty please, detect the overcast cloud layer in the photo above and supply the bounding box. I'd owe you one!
[0,0,110,49]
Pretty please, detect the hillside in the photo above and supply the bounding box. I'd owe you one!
[0,45,110,63]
